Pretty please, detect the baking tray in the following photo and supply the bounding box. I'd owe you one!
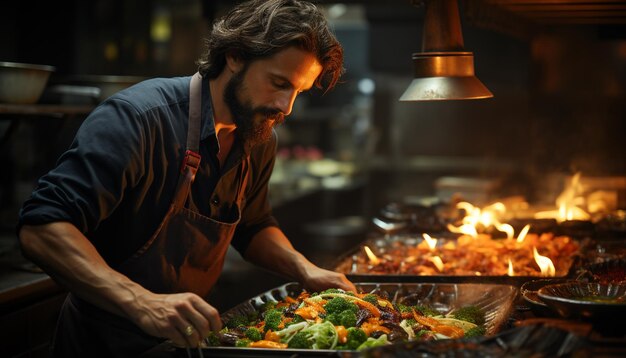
[180,281,518,357]
[331,234,586,287]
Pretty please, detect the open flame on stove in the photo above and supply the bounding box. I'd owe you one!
[363,246,380,265]
[430,256,444,272]
[534,172,591,222]
[507,258,514,276]
[516,224,531,243]
[533,246,556,277]
[422,233,438,251]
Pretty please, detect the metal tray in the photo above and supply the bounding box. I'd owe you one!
[330,234,586,287]
[184,282,518,357]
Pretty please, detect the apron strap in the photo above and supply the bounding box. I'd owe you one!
[172,73,203,209]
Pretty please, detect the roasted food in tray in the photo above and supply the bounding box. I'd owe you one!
[197,282,517,355]
[334,232,581,278]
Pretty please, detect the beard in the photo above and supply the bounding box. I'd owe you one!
[223,68,285,148]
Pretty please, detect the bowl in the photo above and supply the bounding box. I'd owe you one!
[538,282,626,321]
[0,61,55,104]
[520,278,570,316]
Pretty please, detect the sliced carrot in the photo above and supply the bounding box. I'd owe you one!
[294,306,318,320]
[249,340,288,349]
[304,298,327,314]
[264,330,281,342]
[335,325,348,344]
[285,296,298,304]
[432,325,465,339]
[353,299,381,317]
[360,321,391,336]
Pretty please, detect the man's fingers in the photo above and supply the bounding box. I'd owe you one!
[192,298,222,332]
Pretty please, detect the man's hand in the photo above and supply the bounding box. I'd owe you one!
[298,263,357,293]
[131,292,222,347]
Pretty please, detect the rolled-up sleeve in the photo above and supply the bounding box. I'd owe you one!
[18,98,146,234]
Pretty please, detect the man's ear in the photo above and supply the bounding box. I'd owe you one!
[225,51,244,73]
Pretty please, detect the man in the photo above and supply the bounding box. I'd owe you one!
[17,0,355,356]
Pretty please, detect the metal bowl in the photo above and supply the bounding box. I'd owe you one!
[538,282,626,321]
[0,61,55,104]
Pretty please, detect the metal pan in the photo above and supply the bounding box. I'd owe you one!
[182,281,518,357]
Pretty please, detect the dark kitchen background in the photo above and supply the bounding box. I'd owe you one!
[1,0,625,356]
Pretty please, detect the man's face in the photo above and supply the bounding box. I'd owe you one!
[224,47,323,147]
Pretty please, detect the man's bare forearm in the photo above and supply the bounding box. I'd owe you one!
[19,222,149,319]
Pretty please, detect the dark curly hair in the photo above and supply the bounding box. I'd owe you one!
[197,0,344,91]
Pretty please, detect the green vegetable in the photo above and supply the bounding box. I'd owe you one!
[288,331,313,349]
[275,321,309,343]
[324,313,340,326]
[285,314,305,327]
[245,327,262,342]
[290,321,338,350]
[395,303,412,314]
[263,309,283,332]
[324,297,358,315]
[464,325,486,338]
[452,306,486,325]
[362,294,378,306]
[356,334,389,351]
[260,300,278,312]
[338,310,357,328]
[205,331,220,347]
[225,314,249,329]
[415,305,439,317]
[345,327,368,350]
[235,338,251,347]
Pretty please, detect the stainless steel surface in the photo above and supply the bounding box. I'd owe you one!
[400,0,493,101]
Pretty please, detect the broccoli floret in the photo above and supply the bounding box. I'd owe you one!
[245,327,262,342]
[205,331,221,347]
[260,300,278,312]
[339,310,357,328]
[345,327,367,350]
[235,338,251,347]
[452,306,486,325]
[405,318,417,326]
[288,331,313,349]
[324,297,358,315]
[395,303,412,314]
[356,334,389,351]
[415,305,439,317]
[464,325,486,338]
[362,294,378,306]
[415,329,430,337]
[225,314,249,329]
[287,321,338,350]
[263,309,283,332]
[324,313,340,326]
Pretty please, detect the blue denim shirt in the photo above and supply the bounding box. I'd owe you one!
[18,75,278,266]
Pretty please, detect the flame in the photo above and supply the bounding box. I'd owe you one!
[516,224,531,243]
[422,233,438,251]
[533,246,556,277]
[430,256,444,272]
[363,246,380,265]
[534,172,591,222]
[507,259,514,276]
[496,223,514,239]
[449,201,508,237]
[447,223,478,237]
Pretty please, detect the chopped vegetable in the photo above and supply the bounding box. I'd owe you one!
[263,309,283,332]
[245,327,262,342]
[464,325,486,338]
[450,306,486,325]
[235,338,251,347]
[345,327,368,350]
[356,334,389,351]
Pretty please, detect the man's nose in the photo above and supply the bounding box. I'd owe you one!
[275,90,298,116]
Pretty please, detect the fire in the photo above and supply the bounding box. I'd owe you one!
[516,224,531,243]
[534,172,591,222]
[448,201,510,238]
[422,233,438,251]
[533,246,556,277]
[430,256,444,272]
[507,259,514,276]
[363,246,380,265]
